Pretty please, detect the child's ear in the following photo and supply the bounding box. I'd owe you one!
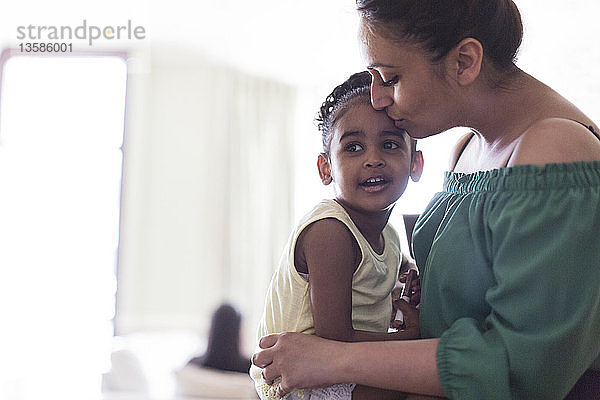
[410,150,424,182]
[317,153,333,185]
[444,37,483,86]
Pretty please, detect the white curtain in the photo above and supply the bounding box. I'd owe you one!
[116,53,297,351]
[224,74,297,340]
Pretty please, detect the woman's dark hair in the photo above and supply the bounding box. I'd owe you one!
[315,71,372,154]
[188,303,250,373]
[357,0,523,71]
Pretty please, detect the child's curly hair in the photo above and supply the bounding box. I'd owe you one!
[315,71,372,154]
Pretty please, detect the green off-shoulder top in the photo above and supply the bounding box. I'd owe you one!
[413,161,600,399]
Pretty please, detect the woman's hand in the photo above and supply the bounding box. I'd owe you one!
[254,331,444,397]
[252,332,348,398]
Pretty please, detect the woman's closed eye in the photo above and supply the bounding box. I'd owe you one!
[381,75,399,87]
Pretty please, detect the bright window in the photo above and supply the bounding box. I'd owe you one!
[0,54,127,398]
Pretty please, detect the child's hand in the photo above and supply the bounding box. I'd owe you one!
[390,286,403,329]
[398,269,421,306]
[392,297,420,339]
[391,269,421,330]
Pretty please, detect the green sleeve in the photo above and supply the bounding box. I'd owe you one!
[437,185,600,399]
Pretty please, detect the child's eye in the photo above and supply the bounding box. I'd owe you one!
[381,75,399,87]
[345,143,364,152]
[383,141,399,150]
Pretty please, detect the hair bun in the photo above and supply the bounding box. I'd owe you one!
[317,71,372,131]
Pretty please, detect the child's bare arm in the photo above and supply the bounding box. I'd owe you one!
[296,218,419,343]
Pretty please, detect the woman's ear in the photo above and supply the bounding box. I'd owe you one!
[445,38,483,86]
[317,153,333,185]
[410,150,424,182]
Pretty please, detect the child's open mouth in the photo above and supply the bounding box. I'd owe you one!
[360,176,390,192]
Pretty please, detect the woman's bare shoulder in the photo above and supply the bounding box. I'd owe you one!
[509,118,600,167]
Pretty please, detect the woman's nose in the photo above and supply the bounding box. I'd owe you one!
[370,76,393,111]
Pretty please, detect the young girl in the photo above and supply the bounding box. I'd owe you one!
[249,71,424,400]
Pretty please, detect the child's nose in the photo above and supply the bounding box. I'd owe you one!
[364,152,386,168]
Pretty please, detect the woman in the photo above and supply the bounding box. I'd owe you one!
[252,1,600,399]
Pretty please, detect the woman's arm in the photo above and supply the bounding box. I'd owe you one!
[253,325,445,398]
[296,218,418,342]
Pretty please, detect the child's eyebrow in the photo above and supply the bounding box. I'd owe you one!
[339,130,407,142]
[382,130,407,139]
[339,130,363,142]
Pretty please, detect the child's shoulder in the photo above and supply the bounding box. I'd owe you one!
[295,217,361,273]
[298,217,358,251]
[296,200,355,234]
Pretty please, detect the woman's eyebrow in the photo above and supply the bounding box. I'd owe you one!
[367,63,397,69]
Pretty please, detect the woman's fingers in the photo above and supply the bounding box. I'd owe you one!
[258,333,281,349]
[252,333,298,397]
[276,378,292,398]
[253,331,347,396]
[251,350,269,369]
[261,365,277,384]
[260,370,273,385]
[252,333,287,369]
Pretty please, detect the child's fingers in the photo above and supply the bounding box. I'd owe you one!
[398,267,419,282]
[395,300,420,337]
[390,319,403,330]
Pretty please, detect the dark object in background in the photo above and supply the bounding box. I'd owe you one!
[564,369,600,400]
[188,303,251,374]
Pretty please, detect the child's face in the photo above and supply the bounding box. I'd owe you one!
[319,101,422,214]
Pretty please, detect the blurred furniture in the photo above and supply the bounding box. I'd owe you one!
[175,364,257,399]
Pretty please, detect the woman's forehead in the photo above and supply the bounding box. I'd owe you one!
[359,25,420,69]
